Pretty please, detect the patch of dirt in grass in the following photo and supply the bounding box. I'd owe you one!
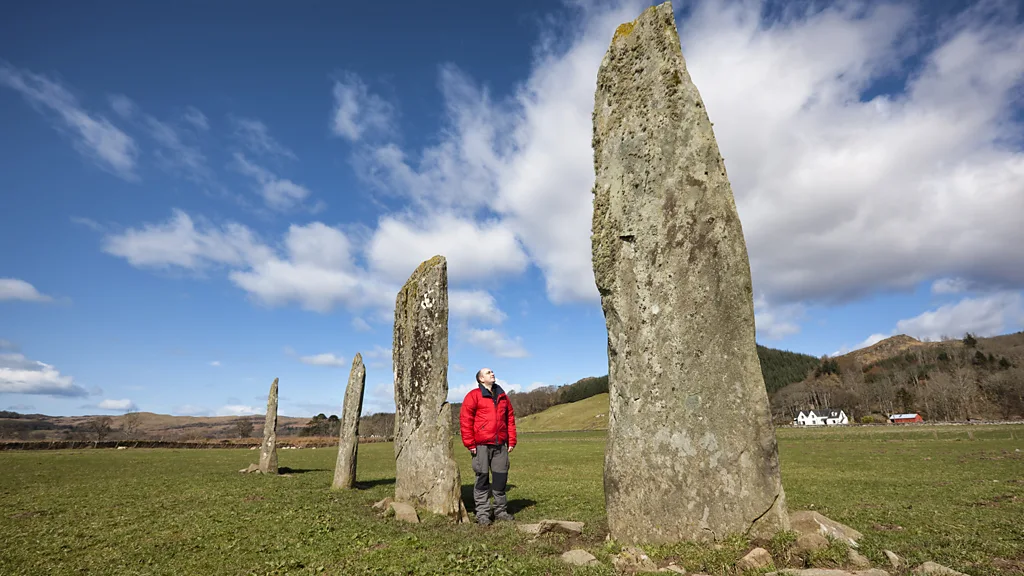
[243,495,266,502]
[8,509,46,519]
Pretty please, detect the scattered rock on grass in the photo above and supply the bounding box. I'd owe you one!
[737,547,773,571]
[883,550,902,569]
[790,511,863,548]
[612,546,657,572]
[238,463,260,474]
[371,497,393,511]
[561,549,599,566]
[794,532,830,554]
[911,562,968,575]
[516,519,584,535]
[848,549,872,569]
[770,565,888,569]
[659,564,687,574]
[389,502,419,523]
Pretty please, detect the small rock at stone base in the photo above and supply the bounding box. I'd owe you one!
[911,562,968,575]
[371,497,393,511]
[883,550,902,569]
[737,547,773,571]
[238,463,260,474]
[790,511,863,548]
[794,532,830,554]
[389,502,419,523]
[612,545,657,573]
[561,549,599,566]
[848,549,872,569]
[516,519,584,535]
[659,564,687,574]
[770,565,888,569]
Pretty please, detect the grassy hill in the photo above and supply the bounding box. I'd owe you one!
[517,393,609,432]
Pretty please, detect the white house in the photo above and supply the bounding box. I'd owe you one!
[794,408,849,426]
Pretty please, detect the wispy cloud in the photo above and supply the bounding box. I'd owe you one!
[351,317,372,332]
[466,328,528,358]
[232,117,295,159]
[98,398,137,411]
[0,352,87,397]
[0,279,53,302]
[0,62,138,179]
[183,107,209,131]
[232,152,312,211]
[298,353,347,367]
[216,404,261,416]
[331,72,394,141]
[209,360,221,367]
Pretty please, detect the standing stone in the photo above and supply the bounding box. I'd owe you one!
[332,353,366,489]
[591,2,789,543]
[258,377,279,474]
[392,256,466,520]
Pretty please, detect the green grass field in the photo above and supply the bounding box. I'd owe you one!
[1,425,1022,575]
[517,394,610,432]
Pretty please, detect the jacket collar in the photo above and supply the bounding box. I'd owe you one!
[478,383,504,399]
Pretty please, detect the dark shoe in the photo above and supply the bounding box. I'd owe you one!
[495,511,515,522]
[476,516,492,526]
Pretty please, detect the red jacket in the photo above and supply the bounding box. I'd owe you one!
[460,384,517,449]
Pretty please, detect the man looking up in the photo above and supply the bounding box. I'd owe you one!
[459,367,517,526]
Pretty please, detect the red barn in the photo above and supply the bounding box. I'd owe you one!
[889,413,923,424]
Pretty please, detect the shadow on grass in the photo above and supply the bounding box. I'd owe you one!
[355,477,396,489]
[460,482,537,515]
[277,467,329,475]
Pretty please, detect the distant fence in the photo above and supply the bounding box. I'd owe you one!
[0,436,392,451]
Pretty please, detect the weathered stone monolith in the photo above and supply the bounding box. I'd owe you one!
[591,2,789,543]
[332,353,366,490]
[258,377,279,474]
[392,255,466,520]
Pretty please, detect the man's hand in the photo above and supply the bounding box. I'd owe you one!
[508,445,515,453]
[469,447,476,455]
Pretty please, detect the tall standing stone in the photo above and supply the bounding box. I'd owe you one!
[258,377,279,475]
[332,353,366,490]
[591,2,789,543]
[392,255,466,520]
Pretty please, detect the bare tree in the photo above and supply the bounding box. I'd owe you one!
[120,411,142,440]
[234,417,254,438]
[87,416,113,441]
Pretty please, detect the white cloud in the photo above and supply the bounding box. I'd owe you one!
[102,209,272,270]
[331,73,394,141]
[675,1,1024,304]
[753,296,804,340]
[0,340,17,351]
[108,94,137,119]
[367,214,528,283]
[832,333,888,356]
[0,352,87,397]
[0,62,138,180]
[183,107,209,131]
[341,0,1024,325]
[450,290,507,324]
[351,317,372,332]
[172,404,210,416]
[466,328,529,358]
[894,292,1024,341]
[146,115,211,183]
[232,117,295,158]
[209,360,221,367]
[299,353,347,367]
[98,398,136,411]
[216,404,262,416]
[232,152,311,211]
[0,279,52,302]
[931,277,973,295]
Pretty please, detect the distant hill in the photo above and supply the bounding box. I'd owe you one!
[770,331,1024,423]
[517,393,610,432]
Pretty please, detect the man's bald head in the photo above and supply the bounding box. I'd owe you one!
[476,368,495,386]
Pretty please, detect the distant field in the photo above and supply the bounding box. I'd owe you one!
[1,425,1022,575]
[517,393,609,432]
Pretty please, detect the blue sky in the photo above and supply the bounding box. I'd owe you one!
[2,0,1023,418]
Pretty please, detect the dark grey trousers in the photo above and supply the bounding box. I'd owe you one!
[471,443,509,519]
